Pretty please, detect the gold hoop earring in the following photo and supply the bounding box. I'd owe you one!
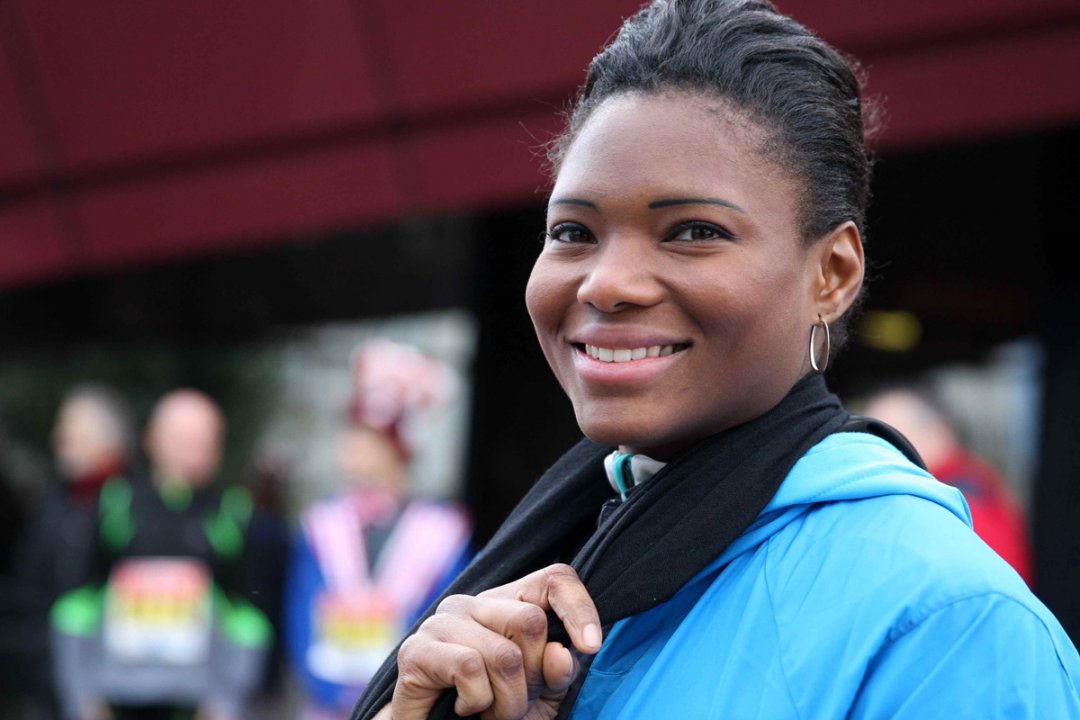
[809,314,830,374]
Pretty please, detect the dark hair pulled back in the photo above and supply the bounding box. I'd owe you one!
[551,0,876,244]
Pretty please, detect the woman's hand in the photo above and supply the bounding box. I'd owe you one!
[388,563,602,720]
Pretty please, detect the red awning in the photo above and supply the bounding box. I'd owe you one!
[2,0,1079,289]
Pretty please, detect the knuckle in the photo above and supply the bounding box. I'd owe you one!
[421,612,455,636]
[455,649,485,681]
[396,636,423,668]
[492,642,524,680]
[513,604,548,641]
[437,593,470,614]
[476,585,500,599]
[415,614,442,637]
[545,563,580,583]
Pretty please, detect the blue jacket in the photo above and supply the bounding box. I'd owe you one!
[573,432,1080,718]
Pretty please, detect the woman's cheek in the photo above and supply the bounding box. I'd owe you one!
[525,262,566,331]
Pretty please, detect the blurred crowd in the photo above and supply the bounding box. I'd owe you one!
[0,341,1036,720]
[0,340,471,720]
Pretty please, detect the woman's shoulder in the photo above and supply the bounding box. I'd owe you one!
[768,486,1033,616]
[751,486,1080,715]
[787,494,1080,716]
[767,432,1009,590]
[760,430,1061,652]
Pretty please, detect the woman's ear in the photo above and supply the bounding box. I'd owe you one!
[814,221,864,320]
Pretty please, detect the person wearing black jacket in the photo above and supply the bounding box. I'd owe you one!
[51,389,272,720]
[14,386,134,717]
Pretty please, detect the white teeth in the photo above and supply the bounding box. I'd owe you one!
[582,344,680,363]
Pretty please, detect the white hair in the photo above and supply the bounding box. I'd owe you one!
[61,383,135,455]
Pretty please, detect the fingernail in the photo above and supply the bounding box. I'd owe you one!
[565,647,578,679]
[583,623,602,649]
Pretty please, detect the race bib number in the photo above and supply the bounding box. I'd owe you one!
[307,590,400,685]
[103,557,212,665]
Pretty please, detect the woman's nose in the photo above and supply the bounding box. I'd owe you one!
[576,241,663,312]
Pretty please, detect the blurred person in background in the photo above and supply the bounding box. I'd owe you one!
[285,340,471,720]
[1,440,33,720]
[242,446,295,714]
[864,384,1034,584]
[14,384,135,717]
[50,389,273,720]
[19,385,135,602]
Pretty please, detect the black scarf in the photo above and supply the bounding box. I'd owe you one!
[351,374,920,719]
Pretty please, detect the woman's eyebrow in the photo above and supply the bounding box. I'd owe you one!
[648,197,745,212]
[549,197,598,209]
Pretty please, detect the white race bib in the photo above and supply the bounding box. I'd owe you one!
[103,557,213,665]
[307,589,400,685]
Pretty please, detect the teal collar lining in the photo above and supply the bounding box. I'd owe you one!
[604,451,666,501]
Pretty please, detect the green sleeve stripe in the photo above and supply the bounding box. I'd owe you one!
[99,476,130,512]
[222,486,253,526]
[215,591,273,648]
[204,487,253,559]
[204,513,244,558]
[50,587,104,636]
[99,477,136,550]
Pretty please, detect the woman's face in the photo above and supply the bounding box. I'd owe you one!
[526,91,843,459]
[339,425,407,494]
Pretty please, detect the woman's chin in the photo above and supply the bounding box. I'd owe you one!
[578,417,680,458]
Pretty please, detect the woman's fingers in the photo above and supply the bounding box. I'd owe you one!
[426,599,550,716]
[484,564,603,655]
[539,565,603,655]
[541,642,578,694]
[390,565,601,720]
[439,595,551,690]
[394,635,494,719]
[394,596,549,720]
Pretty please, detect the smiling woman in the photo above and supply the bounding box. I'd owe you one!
[528,92,863,459]
[353,1,1080,719]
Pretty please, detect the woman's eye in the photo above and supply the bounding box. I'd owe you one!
[667,221,734,242]
[545,223,595,244]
